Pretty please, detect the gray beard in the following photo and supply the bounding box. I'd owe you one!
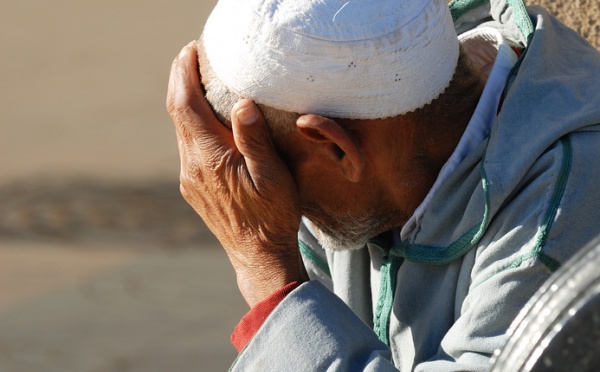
[313,224,371,251]
[303,208,393,252]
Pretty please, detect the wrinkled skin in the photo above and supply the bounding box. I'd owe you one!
[166,41,307,307]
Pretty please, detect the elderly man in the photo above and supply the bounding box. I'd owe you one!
[167,0,600,370]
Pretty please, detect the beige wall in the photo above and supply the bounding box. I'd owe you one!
[1,0,218,182]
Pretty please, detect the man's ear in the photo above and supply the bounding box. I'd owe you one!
[296,115,365,183]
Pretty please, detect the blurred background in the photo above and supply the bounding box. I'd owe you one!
[0,1,249,371]
[0,0,597,371]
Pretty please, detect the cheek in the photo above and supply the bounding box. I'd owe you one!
[298,172,370,222]
[297,171,336,207]
[280,142,368,217]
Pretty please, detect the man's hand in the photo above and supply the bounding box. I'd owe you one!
[166,41,307,307]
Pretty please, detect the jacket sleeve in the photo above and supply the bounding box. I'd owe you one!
[230,280,398,371]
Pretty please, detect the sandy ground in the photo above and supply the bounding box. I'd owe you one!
[0,242,247,372]
[0,0,597,371]
[533,0,599,48]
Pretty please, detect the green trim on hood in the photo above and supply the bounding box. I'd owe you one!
[373,253,403,345]
[382,160,491,265]
[505,0,535,44]
[449,0,488,22]
[449,0,535,45]
[473,137,573,288]
[298,239,331,277]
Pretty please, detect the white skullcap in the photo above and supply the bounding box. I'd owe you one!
[203,0,459,119]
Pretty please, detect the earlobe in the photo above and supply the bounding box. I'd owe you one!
[296,115,365,182]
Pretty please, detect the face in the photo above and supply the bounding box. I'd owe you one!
[274,121,412,252]
[273,115,446,252]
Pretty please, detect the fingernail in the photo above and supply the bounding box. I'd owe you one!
[236,106,257,125]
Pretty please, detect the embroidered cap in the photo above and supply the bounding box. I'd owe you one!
[202,0,459,119]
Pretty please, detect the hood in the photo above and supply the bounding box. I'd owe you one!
[382,0,600,263]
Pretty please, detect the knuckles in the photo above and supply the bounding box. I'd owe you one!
[166,96,176,117]
[179,182,191,203]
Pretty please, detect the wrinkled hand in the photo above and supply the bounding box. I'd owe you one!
[166,41,307,307]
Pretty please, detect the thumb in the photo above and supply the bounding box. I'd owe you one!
[231,99,287,190]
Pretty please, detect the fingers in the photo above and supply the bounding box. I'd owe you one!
[167,41,196,117]
[232,99,287,191]
[176,41,205,114]
[167,41,204,126]
[167,41,231,144]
